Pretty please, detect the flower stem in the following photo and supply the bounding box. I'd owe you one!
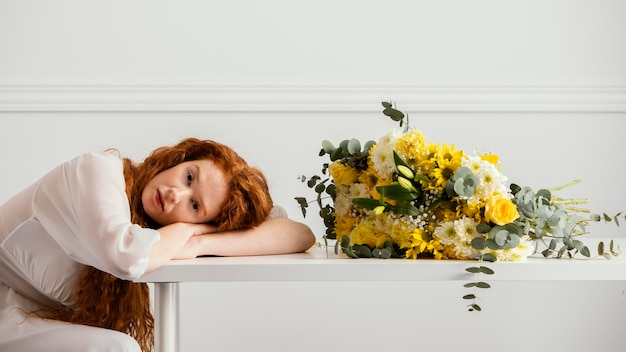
[548,180,582,191]
[564,206,591,213]
[551,197,588,205]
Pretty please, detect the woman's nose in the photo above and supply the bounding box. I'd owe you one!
[166,188,189,205]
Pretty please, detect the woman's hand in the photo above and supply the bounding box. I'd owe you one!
[146,222,217,272]
[172,223,218,259]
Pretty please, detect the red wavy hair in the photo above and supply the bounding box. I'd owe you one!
[46,138,274,352]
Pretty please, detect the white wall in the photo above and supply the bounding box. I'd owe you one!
[1,1,626,351]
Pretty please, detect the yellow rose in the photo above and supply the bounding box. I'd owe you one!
[328,162,359,186]
[484,195,520,225]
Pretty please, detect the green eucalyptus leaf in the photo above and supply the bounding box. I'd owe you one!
[610,240,615,252]
[352,244,372,258]
[321,140,335,154]
[476,223,491,234]
[347,138,361,154]
[573,239,584,251]
[464,282,478,288]
[379,248,392,259]
[469,304,482,312]
[536,189,552,203]
[463,294,476,300]
[549,239,557,250]
[306,175,321,188]
[363,140,376,153]
[485,239,501,250]
[563,237,574,249]
[344,245,357,258]
[580,246,591,258]
[466,267,481,274]
[383,240,395,249]
[476,282,491,289]
[598,241,605,255]
[330,148,343,161]
[479,266,494,275]
[325,184,336,198]
[381,101,392,109]
[482,253,497,262]
[294,197,308,217]
[341,235,351,248]
[471,237,486,250]
[383,106,405,122]
[494,230,509,246]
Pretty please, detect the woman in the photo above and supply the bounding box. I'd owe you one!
[0,138,315,352]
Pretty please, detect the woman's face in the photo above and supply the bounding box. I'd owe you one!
[141,159,229,226]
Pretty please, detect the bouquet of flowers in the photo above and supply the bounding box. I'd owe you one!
[297,102,622,266]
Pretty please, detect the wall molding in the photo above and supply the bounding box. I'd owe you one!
[1,85,625,112]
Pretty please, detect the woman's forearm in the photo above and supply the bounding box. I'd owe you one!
[192,218,316,257]
[147,222,215,271]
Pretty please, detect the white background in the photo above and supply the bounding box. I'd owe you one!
[1,1,626,351]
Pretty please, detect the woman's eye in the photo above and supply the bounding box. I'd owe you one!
[186,171,193,185]
[191,200,199,212]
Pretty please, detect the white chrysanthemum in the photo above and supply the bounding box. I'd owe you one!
[334,183,373,217]
[490,236,536,262]
[349,183,370,200]
[434,217,484,259]
[454,217,480,244]
[462,155,508,203]
[433,221,458,245]
[371,130,402,177]
[333,185,352,216]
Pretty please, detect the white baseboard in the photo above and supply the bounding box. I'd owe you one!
[1,85,625,112]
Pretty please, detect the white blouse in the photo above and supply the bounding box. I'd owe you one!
[0,151,160,307]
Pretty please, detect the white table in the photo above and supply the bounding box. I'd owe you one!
[136,239,626,352]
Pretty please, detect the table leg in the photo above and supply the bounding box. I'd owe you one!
[154,282,180,352]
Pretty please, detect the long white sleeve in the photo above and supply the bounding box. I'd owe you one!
[32,152,160,280]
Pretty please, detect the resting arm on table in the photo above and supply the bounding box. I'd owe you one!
[146,218,315,271]
[176,217,316,258]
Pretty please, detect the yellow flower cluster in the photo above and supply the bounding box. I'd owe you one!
[328,125,532,262]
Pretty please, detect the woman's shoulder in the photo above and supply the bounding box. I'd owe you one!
[269,205,288,219]
[43,151,126,191]
[68,150,124,172]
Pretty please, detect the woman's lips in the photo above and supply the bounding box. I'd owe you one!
[156,190,164,211]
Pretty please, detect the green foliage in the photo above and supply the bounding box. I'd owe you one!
[339,236,402,259]
[295,102,409,244]
[446,167,480,198]
[509,182,624,260]
[296,101,624,313]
